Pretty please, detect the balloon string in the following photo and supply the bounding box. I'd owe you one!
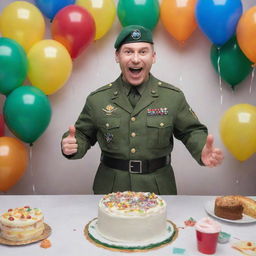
[29,145,36,195]
[71,65,75,98]
[178,42,184,89]
[179,40,185,48]
[216,47,223,105]
[249,67,255,94]
[179,74,183,85]
[95,40,101,82]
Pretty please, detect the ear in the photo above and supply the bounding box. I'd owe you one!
[152,51,156,64]
[115,51,120,63]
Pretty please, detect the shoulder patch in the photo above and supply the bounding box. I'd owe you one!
[158,82,181,92]
[90,83,113,96]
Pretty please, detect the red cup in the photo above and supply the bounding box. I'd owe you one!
[196,230,219,254]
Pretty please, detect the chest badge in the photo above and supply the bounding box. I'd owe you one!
[102,105,117,115]
[147,107,168,116]
[104,133,113,143]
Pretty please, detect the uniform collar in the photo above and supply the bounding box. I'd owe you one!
[110,74,160,115]
[121,74,152,96]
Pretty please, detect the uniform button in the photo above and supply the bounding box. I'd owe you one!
[109,83,112,87]
[151,90,156,94]
[160,122,164,127]
[131,148,136,153]
[106,123,110,128]
[114,91,118,95]
[131,117,136,122]
[131,132,136,137]
[158,81,162,85]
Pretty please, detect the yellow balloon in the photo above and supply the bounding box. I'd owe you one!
[220,104,256,161]
[1,1,45,52]
[27,40,72,95]
[76,0,116,40]
[0,14,2,34]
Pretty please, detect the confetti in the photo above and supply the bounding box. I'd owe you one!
[173,247,186,254]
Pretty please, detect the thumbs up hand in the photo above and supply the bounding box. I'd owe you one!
[62,125,78,155]
[201,134,224,167]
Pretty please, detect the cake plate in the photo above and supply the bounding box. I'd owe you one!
[84,218,178,252]
[205,200,256,224]
[0,223,51,246]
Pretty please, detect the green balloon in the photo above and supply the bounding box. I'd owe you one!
[210,37,253,89]
[3,86,52,144]
[117,0,160,31]
[0,38,28,95]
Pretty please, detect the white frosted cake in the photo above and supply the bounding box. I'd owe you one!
[96,191,167,242]
[0,206,44,242]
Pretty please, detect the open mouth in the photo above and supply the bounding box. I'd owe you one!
[129,67,143,74]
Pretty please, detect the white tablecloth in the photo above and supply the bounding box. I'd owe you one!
[0,195,255,256]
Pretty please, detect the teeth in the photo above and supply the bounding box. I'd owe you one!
[129,68,142,71]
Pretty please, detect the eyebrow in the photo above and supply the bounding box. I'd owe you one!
[122,46,150,51]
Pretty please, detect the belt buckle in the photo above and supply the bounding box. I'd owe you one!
[129,160,142,174]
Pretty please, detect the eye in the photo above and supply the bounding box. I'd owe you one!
[140,49,148,55]
[124,49,132,55]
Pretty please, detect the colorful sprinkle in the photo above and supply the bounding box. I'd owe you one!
[101,191,164,214]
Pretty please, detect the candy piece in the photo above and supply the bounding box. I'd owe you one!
[40,239,51,248]
[184,217,196,227]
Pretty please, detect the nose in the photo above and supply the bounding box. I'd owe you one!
[131,52,140,63]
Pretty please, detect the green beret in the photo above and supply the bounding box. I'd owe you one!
[114,25,153,50]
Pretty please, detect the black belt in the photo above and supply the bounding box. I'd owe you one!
[101,155,170,174]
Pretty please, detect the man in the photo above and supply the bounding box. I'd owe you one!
[61,25,223,195]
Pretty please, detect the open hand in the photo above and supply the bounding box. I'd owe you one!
[201,134,224,167]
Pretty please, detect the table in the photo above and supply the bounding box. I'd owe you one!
[0,195,255,256]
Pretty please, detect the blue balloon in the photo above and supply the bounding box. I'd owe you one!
[196,0,242,46]
[34,0,75,20]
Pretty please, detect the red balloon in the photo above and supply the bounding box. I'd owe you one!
[51,5,95,59]
[0,114,4,137]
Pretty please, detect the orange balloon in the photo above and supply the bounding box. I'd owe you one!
[0,137,28,191]
[160,0,197,42]
[237,6,256,64]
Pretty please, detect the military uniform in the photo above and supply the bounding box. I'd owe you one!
[63,74,208,194]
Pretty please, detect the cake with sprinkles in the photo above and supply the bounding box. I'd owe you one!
[0,206,44,242]
[96,191,167,242]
